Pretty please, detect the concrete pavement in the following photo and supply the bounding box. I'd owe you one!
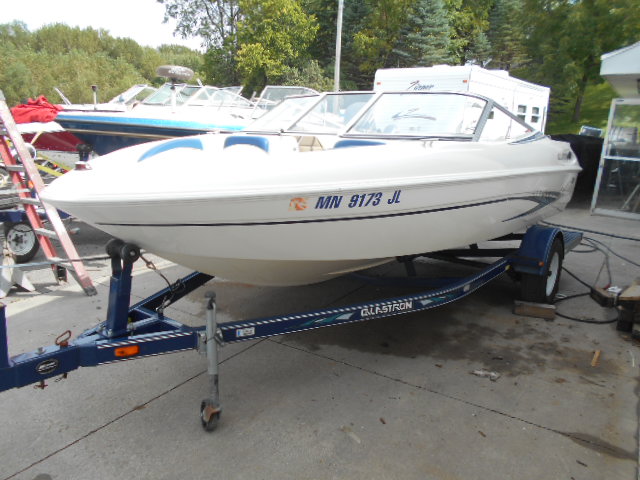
[0,204,638,480]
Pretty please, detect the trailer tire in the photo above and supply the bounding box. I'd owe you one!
[4,221,40,263]
[520,238,563,304]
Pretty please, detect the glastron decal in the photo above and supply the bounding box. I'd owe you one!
[289,197,308,211]
[361,300,413,318]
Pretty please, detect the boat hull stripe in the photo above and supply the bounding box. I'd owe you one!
[96,193,561,228]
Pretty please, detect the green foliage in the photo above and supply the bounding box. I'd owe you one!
[444,0,493,64]
[236,0,318,92]
[352,0,414,76]
[488,0,528,70]
[3,0,640,131]
[0,22,204,106]
[546,82,617,135]
[274,60,334,92]
[158,0,238,49]
[393,0,453,67]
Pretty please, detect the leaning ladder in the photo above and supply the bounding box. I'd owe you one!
[0,90,97,296]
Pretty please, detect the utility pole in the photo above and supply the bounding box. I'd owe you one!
[334,0,344,91]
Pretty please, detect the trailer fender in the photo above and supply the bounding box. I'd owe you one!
[510,225,564,276]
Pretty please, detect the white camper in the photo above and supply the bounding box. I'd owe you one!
[374,65,550,132]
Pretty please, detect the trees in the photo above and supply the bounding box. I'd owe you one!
[235,0,318,92]
[519,0,640,126]
[393,0,453,68]
[159,0,240,84]
[3,1,640,129]
[487,0,527,70]
[0,22,203,106]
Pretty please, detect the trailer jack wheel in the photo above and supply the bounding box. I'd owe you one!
[200,399,221,432]
[4,221,40,263]
[520,238,563,304]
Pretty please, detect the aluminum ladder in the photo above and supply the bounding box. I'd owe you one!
[0,90,97,296]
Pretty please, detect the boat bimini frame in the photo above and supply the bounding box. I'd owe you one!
[0,225,582,431]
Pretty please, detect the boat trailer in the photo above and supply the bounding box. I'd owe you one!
[0,225,582,431]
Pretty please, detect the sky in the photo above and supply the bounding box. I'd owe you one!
[4,0,204,51]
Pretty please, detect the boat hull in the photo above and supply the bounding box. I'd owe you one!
[42,135,579,285]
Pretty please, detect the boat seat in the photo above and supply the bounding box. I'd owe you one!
[297,135,324,152]
[223,135,269,152]
[138,137,204,162]
[333,139,385,149]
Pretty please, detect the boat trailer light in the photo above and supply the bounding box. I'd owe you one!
[114,345,140,358]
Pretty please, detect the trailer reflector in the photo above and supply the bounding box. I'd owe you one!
[114,345,140,358]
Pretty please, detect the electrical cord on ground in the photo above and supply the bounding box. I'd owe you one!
[583,236,640,268]
[552,266,619,325]
[541,220,640,243]
[553,291,618,324]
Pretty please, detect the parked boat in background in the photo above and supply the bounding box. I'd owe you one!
[55,73,318,155]
[41,90,581,286]
[57,84,157,112]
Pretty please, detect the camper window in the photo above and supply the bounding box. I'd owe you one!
[531,107,540,124]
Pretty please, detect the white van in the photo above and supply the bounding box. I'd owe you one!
[373,65,550,132]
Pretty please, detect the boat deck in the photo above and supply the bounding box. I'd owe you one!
[0,201,638,479]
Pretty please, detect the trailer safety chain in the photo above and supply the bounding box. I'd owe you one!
[140,253,186,316]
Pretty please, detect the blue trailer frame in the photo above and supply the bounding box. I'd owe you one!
[0,226,582,430]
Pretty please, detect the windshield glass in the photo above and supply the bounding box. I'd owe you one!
[141,84,206,106]
[188,88,253,108]
[288,93,375,133]
[248,95,319,131]
[254,86,319,111]
[346,92,487,138]
[142,84,175,106]
[108,85,156,105]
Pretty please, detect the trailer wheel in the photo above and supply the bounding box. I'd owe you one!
[200,399,221,432]
[520,238,563,304]
[4,222,40,263]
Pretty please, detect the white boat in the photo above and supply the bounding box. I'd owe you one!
[56,84,158,112]
[41,91,581,286]
[54,65,318,155]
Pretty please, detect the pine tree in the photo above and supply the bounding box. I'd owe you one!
[488,0,528,70]
[392,0,453,67]
[466,32,492,67]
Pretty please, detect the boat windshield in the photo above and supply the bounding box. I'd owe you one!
[142,84,190,106]
[253,86,319,111]
[139,83,253,109]
[247,95,319,131]
[346,92,486,138]
[187,88,253,108]
[108,84,156,105]
[287,92,375,133]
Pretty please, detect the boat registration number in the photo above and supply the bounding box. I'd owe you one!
[313,190,402,210]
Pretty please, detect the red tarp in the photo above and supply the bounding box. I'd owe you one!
[10,95,63,123]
